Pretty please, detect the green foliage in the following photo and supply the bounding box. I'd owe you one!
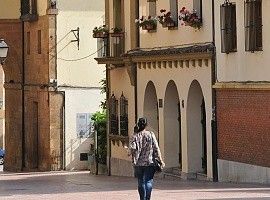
[100,78,107,110]
[92,111,107,165]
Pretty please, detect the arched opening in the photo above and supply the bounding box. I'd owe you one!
[187,80,207,174]
[143,81,158,140]
[164,80,181,169]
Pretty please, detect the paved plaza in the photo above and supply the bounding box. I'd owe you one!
[0,170,270,200]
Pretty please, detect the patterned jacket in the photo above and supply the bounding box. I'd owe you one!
[129,130,162,166]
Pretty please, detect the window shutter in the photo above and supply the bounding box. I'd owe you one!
[245,0,255,51]
[170,0,178,25]
[231,4,237,51]
[221,3,236,53]
[220,5,228,53]
[193,0,202,20]
[255,0,262,49]
[149,1,156,17]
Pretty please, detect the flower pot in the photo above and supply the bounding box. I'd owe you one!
[166,21,176,28]
[110,32,124,37]
[93,32,108,38]
[145,24,156,31]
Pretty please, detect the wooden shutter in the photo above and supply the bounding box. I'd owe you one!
[231,4,237,51]
[221,3,236,53]
[113,0,122,28]
[255,0,262,50]
[245,0,255,51]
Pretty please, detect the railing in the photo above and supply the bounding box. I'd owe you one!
[96,33,125,58]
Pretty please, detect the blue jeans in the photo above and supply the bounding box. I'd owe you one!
[135,166,156,200]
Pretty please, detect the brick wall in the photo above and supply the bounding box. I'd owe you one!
[0,20,23,171]
[216,89,270,168]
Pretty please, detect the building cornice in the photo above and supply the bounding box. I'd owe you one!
[214,82,270,90]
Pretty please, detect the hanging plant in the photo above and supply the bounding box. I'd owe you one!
[92,25,109,38]
[135,16,157,31]
[157,9,176,28]
[110,27,124,37]
[179,7,202,30]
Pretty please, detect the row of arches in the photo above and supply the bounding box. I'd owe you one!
[143,80,207,174]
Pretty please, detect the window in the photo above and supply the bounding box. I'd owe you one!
[38,30,41,54]
[27,32,30,55]
[120,93,128,136]
[220,2,237,53]
[113,0,123,29]
[21,0,37,16]
[245,0,262,52]
[109,94,119,135]
[170,0,178,25]
[149,1,156,17]
[193,0,202,20]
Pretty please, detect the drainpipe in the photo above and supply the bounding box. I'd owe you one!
[211,0,218,182]
[106,67,111,176]
[21,21,25,171]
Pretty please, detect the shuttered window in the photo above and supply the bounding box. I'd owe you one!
[221,2,237,53]
[149,1,156,17]
[120,94,128,136]
[109,94,119,135]
[193,0,202,20]
[245,0,262,52]
[170,0,178,25]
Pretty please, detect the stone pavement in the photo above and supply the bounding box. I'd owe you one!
[0,171,270,200]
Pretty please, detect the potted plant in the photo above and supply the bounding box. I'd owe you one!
[179,7,202,30]
[92,25,109,38]
[158,9,176,28]
[136,16,157,31]
[110,27,124,37]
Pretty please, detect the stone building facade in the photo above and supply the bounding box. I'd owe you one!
[214,0,270,184]
[0,0,104,171]
[96,0,218,181]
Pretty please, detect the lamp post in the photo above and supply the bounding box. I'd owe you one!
[0,39,9,65]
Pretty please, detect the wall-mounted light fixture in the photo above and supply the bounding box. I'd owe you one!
[0,39,9,65]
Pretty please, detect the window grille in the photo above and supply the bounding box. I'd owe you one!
[109,94,119,135]
[245,0,262,52]
[221,1,237,53]
[120,93,128,136]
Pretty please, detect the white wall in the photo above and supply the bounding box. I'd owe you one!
[57,0,105,87]
[215,0,270,82]
[64,89,104,170]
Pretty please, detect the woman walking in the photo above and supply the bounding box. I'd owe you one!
[129,117,165,200]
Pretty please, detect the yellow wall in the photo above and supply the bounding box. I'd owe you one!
[0,0,20,19]
[215,0,270,82]
[37,0,48,16]
[139,0,213,48]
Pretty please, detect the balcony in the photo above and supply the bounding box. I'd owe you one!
[95,33,125,67]
[20,0,38,22]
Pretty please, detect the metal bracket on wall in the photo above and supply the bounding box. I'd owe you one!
[71,27,80,50]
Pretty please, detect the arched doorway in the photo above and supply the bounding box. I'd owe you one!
[164,80,181,169]
[143,81,159,140]
[187,80,207,174]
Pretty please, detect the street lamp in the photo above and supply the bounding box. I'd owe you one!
[0,39,9,65]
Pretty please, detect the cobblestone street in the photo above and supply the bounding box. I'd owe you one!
[0,171,269,200]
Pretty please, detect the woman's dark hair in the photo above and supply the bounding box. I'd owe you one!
[137,117,147,132]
